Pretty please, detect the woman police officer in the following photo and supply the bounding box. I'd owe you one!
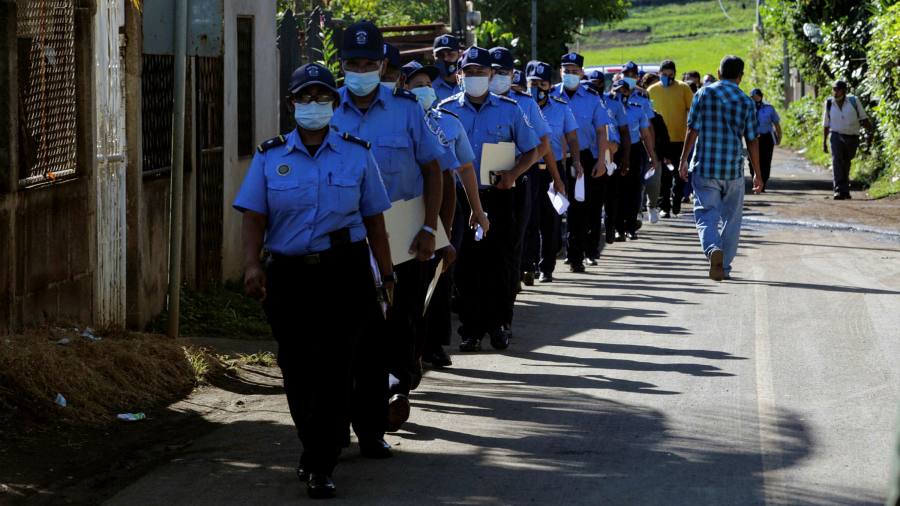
[232,62,394,499]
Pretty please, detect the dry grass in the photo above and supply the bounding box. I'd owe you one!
[0,326,211,427]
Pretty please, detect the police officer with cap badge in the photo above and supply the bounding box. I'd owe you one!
[526,60,579,282]
[400,60,491,368]
[234,62,394,499]
[438,45,540,352]
[433,34,463,101]
[331,20,445,451]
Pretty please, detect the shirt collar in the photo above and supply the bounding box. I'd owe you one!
[456,92,500,111]
[283,128,342,157]
[339,85,389,115]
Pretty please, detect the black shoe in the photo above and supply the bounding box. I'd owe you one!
[359,438,393,459]
[296,461,309,482]
[386,394,410,432]
[628,232,638,240]
[605,232,615,245]
[307,473,336,499]
[660,210,671,219]
[585,257,598,266]
[459,336,482,352]
[490,326,511,350]
[423,346,452,368]
[410,358,423,391]
[569,263,585,273]
[635,219,643,231]
[522,271,535,286]
[538,272,553,283]
[843,192,852,200]
[833,193,845,200]
[615,232,626,242]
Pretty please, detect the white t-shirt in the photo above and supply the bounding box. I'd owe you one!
[823,95,868,135]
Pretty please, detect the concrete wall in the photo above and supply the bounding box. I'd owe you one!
[221,0,279,282]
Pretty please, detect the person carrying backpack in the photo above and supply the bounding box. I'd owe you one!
[823,80,871,200]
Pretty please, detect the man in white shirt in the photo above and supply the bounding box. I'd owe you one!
[823,80,871,200]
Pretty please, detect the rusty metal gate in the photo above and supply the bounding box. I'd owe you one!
[195,56,224,288]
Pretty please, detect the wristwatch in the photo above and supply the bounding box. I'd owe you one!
[382,272,397,285]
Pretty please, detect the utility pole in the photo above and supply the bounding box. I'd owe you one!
[755,0,764,39]
[167,0,187,339]
[531,0,537,61]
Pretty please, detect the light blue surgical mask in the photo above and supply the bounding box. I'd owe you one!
[489,74,512,95]
[462,76,490,97]
[294,101,333,131]
[345,70,382,96]
[660,75,671,87]
[623,77,638,89]
[410,86,437,111]
[562,73,581,90]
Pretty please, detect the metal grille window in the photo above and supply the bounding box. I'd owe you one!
[236,17,254,157]
[141,54,174,174]
[16,0,78,186]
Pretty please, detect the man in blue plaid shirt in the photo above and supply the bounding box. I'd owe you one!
[678,56,762,281]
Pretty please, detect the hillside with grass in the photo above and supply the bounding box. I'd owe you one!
[579,0,756,78]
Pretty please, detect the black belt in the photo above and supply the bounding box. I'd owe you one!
[269,229,364,266]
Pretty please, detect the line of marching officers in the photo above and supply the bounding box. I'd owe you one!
[233,21,660,499]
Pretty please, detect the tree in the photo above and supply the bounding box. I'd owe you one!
[475,0,628,69]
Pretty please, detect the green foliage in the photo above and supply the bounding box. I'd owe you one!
[474,20,516,54]
[779,95,831,168]
[865,2,900,197]
[148,283,271,340]
[315,25,343,84]
[582,0,755,43]
[475,0,628,69]
[748,34,785,105]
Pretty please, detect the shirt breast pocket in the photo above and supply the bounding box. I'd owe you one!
[485,124,511,143]
[375,135,411,175]
[323,172,361,216]
[266,176,314,215]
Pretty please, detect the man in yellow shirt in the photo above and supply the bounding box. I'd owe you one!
[648,59,694,217]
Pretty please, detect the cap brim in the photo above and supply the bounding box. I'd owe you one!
[341,48,383,61]
[433,45,458,52]
[290,80,339,96]
[407,65,440,82]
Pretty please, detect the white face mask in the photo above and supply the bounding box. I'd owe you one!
[410,86,437,111]
[294,101,334,131]
[562,73,581,90]
[489,74,512,95]
[462,75,490,97]
[344,67,382,96]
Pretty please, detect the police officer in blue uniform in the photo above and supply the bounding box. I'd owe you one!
[552,52,609,272]
[526,60,579,283]
[400,61,490,368]
[234,63,393,499]
[330,20,446,449]
[438,46,540,352]
[432,34,462,101]
[382,42,402,86]
[511,69,528,94]
[608,77,657,241]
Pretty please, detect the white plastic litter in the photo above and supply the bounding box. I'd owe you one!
[117,412,146,422]
[55,394,67,408]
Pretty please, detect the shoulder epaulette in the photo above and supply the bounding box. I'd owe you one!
[513,89,533,98]
[437,94,461,107]
[256,134,287,153]
[498,95,518,105]
[392,88,418,102]
[341,132,371,149]
[437,107,459,119]
[551,96,567,104]
[585,87,600,96]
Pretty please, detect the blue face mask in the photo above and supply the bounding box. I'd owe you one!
[660,75,671,88]
[294,101,334,131]
[531,88,548,103]
[410,86,437,111]
[562,73,581,91]
[437,60,458,78]
[623,77,638,89]
[344,70,382,96]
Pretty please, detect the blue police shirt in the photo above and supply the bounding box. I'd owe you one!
[232,129,391,256]
[632,91,655,120]
[551,83,606,157]
[600,94,625,145]
[510,90,551,141]
[433,76,461,102]
[430,108,476,171]
[611,93,650,145]
[438,92,540,185]
[539,96,579,161]
[756,102,780,134]
[332,85,444,202]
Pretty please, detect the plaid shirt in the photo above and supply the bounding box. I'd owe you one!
[687,80,758,180]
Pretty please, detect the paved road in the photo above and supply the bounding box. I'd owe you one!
[108,162,900,505]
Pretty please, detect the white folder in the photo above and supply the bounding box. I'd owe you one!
[383,195,450,266]
[574,175,585,202]
[479,142,516,186]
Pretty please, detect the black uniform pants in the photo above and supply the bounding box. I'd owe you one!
[455,187,515,339]
[613,142,645,235]
[506,167,535,324]
[757,132,775,185]
[264,241,375,475]
[537,166,561,275]
[586,167,610,259]
[565,149,597,266]
[521,166,543,275]
[385,259,427,397]
[422,191,466,351]
[659,142,686,213]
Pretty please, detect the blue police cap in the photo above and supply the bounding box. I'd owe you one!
[623,61,639,73]
[488,47,515,69]
[561,52,584,67]
[433,34,461,52]
[587,69,604,81]
[460,46,492,68]
[288,63,339,96]
[384,43,401,68]
[400,60,439,82]
[526,60,553,82]
[750,88,763,97]
[341,21,384,61]
[612,78,629,91]
[512,69,526,87]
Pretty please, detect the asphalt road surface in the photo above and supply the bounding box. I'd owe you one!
[107,156,900,505]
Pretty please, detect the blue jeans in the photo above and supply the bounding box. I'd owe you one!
[691,174,745,274]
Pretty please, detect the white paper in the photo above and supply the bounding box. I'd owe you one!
[547,183,570,215]
[607,162,617,176]
[644,167,656,180]
[422,259,444,316]
[479,142,516,186]
[384,196,450,266]
[574,175,585,202]
[666,163,675,172]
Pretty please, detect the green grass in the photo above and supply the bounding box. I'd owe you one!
[582,31,756,81]
[583,0,756,43]
[148,282,271,340]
